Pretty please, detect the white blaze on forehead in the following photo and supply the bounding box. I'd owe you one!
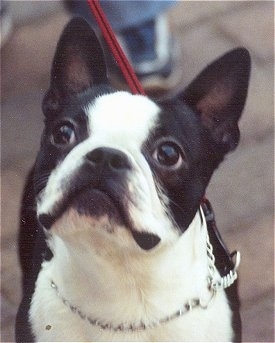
[85,92,160,148]
[37,91,167,234]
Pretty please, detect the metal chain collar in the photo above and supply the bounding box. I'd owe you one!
[50,210,240,332]
[50,279,204,332]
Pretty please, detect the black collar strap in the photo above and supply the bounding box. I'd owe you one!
[201,198,239,278]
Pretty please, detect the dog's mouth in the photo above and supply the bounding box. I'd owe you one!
[38,187,160,250]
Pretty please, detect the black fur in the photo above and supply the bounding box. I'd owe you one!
[16,18,250,342]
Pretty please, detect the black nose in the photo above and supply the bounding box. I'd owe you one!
[86,147,131,171]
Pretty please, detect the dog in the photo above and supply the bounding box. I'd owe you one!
[16,18,250,342]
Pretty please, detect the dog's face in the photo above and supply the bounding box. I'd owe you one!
[35,18,250,252]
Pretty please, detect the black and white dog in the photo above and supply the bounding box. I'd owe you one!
[16,18,250,342]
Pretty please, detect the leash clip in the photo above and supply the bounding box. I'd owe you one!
[231,250,241,273]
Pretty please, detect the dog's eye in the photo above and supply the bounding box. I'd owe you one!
[153,142,183,168]
[52,123,76,146]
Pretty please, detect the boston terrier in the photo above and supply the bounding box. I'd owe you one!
[16,18,250,342]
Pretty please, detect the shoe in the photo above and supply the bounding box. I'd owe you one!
[110,14,182,97]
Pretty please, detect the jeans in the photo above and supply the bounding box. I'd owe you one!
[68,0,175,31]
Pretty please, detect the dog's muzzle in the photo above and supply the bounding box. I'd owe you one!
[38,147,161,250]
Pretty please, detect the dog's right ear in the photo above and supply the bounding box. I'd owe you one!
[43,17,108,116]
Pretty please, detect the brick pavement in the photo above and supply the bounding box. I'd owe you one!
[1,1,274,342]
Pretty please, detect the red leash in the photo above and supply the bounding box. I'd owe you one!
[86,0,208,205]
[87,0,146,96]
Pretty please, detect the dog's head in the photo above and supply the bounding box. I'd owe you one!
[35,18,250,252]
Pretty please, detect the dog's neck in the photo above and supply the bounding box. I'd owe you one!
[45,210,211,325]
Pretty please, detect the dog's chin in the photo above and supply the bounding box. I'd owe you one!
[39,188,161,250]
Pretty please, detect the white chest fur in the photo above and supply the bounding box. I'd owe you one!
[29,212,233,342]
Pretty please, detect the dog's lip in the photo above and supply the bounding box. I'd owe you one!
[131,231,161,250]
[38,187,126,230]
[38,213,55,230]
[38,187,161,250]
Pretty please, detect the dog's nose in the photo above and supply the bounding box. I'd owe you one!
[86,147,131,171]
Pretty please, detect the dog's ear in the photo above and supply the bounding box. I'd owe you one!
[182,48,251,153]
[43,17,108,115]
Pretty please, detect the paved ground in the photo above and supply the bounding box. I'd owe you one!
[1,1,274,342]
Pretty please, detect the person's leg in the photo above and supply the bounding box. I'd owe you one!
[65,0,174,31]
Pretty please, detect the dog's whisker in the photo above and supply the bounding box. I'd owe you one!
[34,173,51,194]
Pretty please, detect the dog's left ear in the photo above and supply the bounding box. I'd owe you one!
[182,48,251,153]
[43,17,108,116]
